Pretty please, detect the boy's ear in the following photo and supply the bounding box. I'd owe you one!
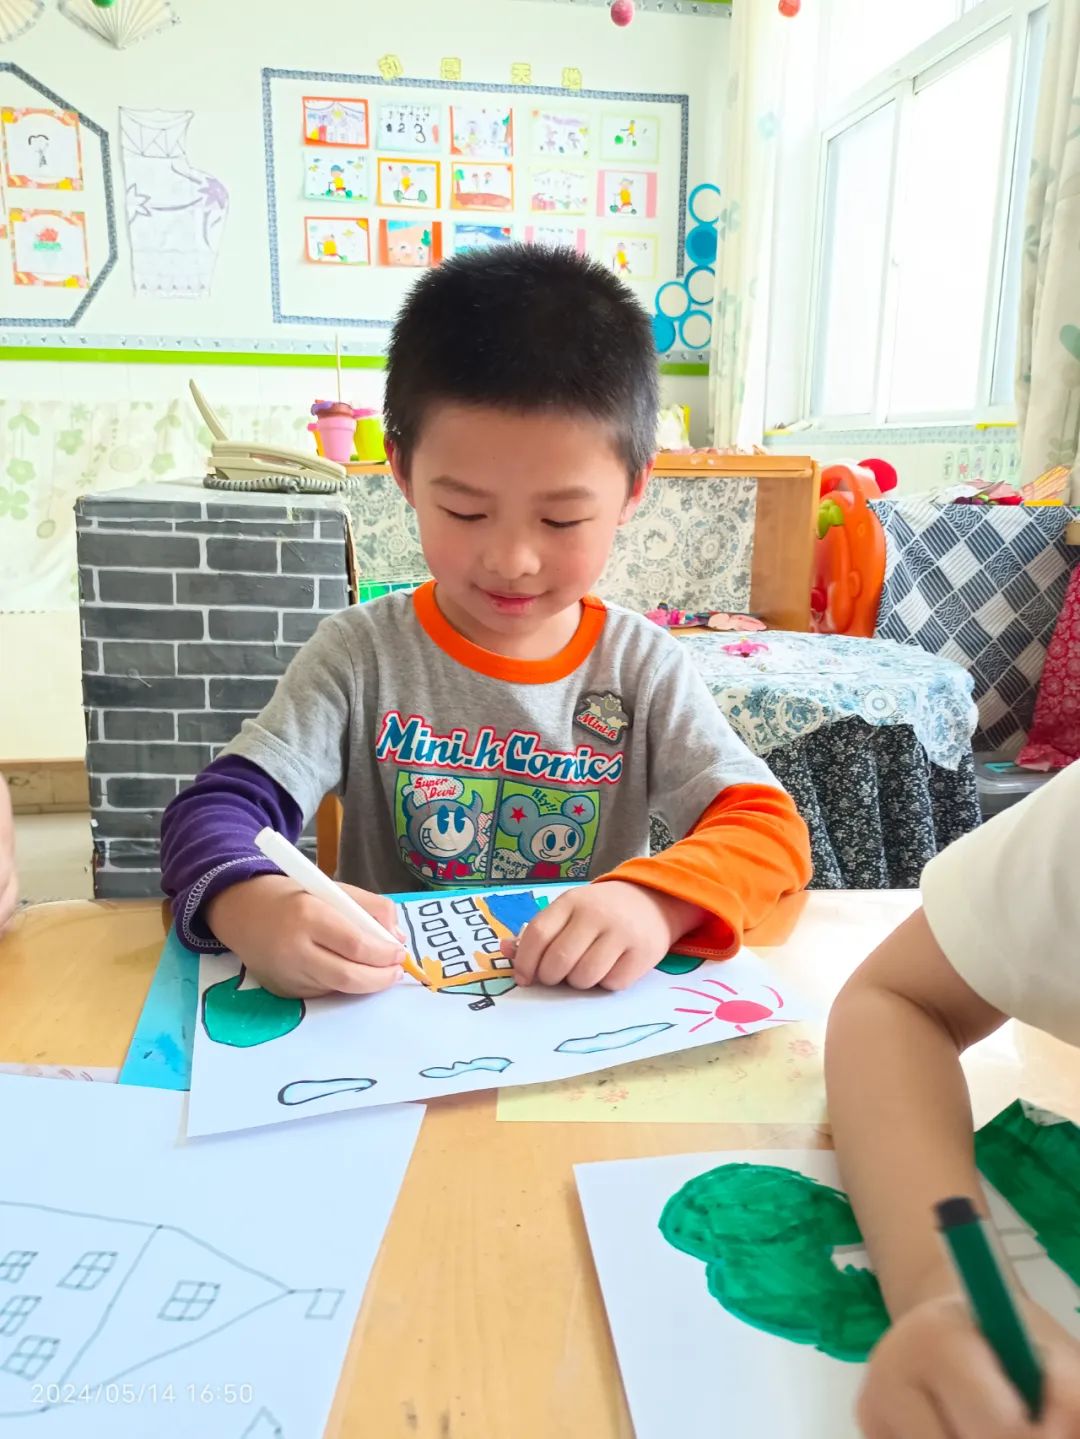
[386,439,414,506]
[619,457,654,524]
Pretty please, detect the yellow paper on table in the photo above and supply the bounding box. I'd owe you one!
[496,1019,827,1124]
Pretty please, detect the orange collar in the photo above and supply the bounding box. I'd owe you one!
[411,580,607,684]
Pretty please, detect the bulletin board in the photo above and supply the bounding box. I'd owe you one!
[0,0,724,369]
[0,63,116,328]
[264,68,689,334]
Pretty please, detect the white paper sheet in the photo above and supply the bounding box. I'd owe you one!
[188,887,803,1138]
[576,1148,1080,1439]
[0,1075,423,1437]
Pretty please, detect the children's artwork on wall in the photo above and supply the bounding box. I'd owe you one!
[376,101,441,153]
[187,884,803,1137]
[599,168,657,218]
[378,218,442,267]
[603,233,657,281]
[377,157,440,208]
[120,108,228,299]
[450,105,514,159]
[1,106,83,188]
[453,222,513,253]
[302,95,369,148]
[525,223,587,254]
[304,215,370,265]
[10,208,88,286]
[0,1073,423,1438]
[600,113,660,162]
[302,149,370,202]
[531,109,590,159]
[577,1107,1080,1438]
[450,160,514,212]
[529,166,591,215]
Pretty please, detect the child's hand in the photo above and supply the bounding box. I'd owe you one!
[858,1294,1080,1438]
[206,874,408,999]
[503,880,704,991]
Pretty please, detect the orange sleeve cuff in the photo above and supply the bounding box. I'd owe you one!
[598,784,812,960]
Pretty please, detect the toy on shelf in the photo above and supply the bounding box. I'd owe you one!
[610,0,635,23]
[810,460,889,638]
[308,402,386,464]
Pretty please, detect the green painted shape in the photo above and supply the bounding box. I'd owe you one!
[659,1162,889,1362]
[656,952,705,976]
[201,969,305,1048]
[975,1100,1080,1292]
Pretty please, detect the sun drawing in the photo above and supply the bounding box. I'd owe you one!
[672,978,784,1034]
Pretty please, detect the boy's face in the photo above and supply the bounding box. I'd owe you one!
[391,402,648,654]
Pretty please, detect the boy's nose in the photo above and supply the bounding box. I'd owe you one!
[483,538,541,581]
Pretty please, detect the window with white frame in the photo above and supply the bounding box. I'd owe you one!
[810,0,1047,423]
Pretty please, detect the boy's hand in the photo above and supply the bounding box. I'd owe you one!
[503,880,705,991]
[858,1294,1080,1438]
[206,874,408,999]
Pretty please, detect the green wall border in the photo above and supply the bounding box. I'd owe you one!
[0,346,707,376]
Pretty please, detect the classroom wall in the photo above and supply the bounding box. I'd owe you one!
[0,0,725,763]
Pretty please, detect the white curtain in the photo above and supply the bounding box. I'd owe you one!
[1017,0,1080,498]
[709,0,791,448]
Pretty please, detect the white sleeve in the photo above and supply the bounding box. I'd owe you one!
[921,762,1080,1046]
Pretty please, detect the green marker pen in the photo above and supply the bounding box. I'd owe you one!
[935,1196,1044,1419]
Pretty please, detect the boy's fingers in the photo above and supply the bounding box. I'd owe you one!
[536,915,598,987]
[312,946,402,995]
[513,909,569,986]
[337,883,407,941]
[565,936,625,990]
[307,903,407,969]
[599,948,653,991]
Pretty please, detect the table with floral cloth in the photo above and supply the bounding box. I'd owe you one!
[650,631,981,888]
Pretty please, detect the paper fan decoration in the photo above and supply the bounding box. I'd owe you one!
[0,0,45,43]
[59,0,179,49]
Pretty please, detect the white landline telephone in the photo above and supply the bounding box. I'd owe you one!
[189,380,350,493]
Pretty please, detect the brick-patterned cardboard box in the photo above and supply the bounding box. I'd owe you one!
[76,482,354,899]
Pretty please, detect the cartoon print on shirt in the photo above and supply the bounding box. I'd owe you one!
[396,772,497,884]
[494,786,599,881]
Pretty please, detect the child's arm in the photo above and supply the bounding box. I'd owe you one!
[160,754,405,997]
[827,764,1080,1436]
[0,776,17,935]
[828,911,1080,1435]
[510,646,810,988]
[600,781,811,957]
[160,617,406,996]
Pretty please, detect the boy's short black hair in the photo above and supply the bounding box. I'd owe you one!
[383,244,659,482]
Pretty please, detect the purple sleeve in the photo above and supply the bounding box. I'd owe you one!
[159,754,304,953]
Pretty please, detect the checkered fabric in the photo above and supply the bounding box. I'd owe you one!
[870,499,1080,753]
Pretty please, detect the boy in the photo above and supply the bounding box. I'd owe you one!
[826,762,1080,1437]
[161,246,810,998]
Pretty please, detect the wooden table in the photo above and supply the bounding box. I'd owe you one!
[3,892,1079,1438]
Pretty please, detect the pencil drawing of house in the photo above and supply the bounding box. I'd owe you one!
[0,1202,342,1419]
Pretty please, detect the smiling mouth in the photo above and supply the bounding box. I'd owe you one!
[479,589,540,607]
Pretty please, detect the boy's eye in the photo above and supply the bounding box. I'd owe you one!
[444,508,485,523]
[543,518,585,529]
